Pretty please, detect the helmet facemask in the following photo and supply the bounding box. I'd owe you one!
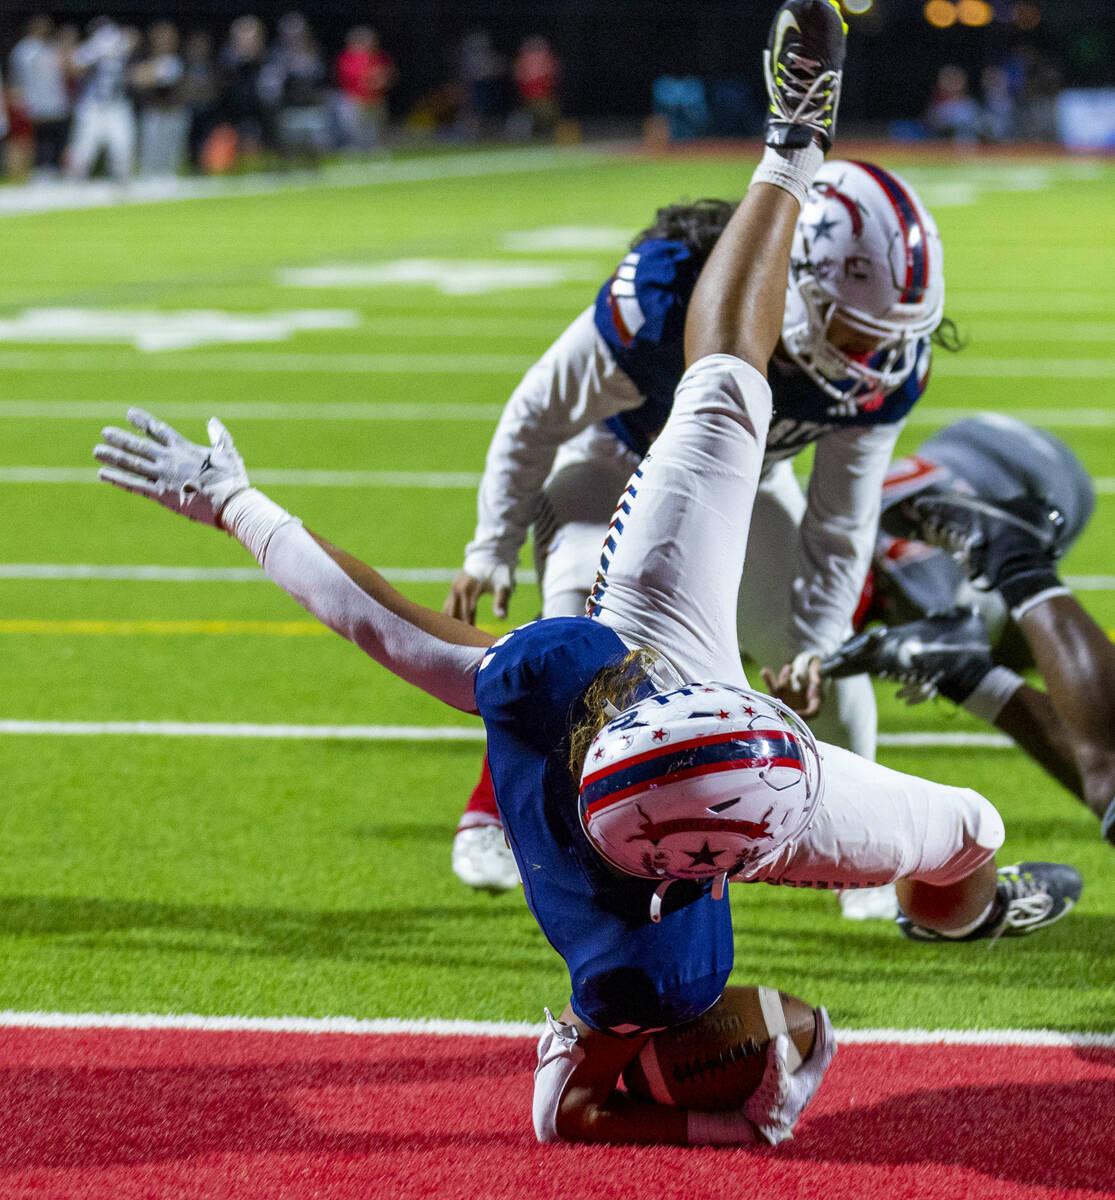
[781,160,945,407]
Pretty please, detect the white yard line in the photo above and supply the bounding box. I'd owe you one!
[0,564,508,583]
[0,721,488,740]
[0,350,538,373]
[0,1008,1111,1047]
[0,721,1015,748]
[0,564,1107,589]
[0,351,1114,377]
[4,399,1115,431]
[5,466,1115,493]
[0,467,482,487]
[0,400,507,420]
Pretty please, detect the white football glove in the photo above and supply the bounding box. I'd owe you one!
[744,1006,836,1145]
[95,406,250,528]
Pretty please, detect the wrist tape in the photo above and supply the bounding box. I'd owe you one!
[220,487,301,565]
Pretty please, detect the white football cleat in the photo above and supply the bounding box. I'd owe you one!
[838,883,899,921]
[452,824,521,893]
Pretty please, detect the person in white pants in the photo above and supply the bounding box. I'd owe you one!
[66,18,137,182]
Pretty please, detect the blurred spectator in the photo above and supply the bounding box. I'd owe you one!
[1017,50,1062,142]
[9,15,71,177]
[66,17,138,181]
[261,12,328,165]
[508,35,560,139]
[3,72,34,178]
[652,76,710,140]
[132,21,187,177]
[457,30,506,140]
[926,63,980,144]
[979,65,1015,143]
[0,63,10,146]
[335,25,396,150]
[180,31,219,171]
[215,14,275,164]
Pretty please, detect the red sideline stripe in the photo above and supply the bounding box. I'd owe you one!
[583,756,802,819]
[581,728,795,788]
[0,1025,1110,1200]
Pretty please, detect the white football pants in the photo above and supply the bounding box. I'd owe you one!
[591,355,1003,890]
[534,412,876,757]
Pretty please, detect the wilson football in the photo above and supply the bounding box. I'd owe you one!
[622,985,817,1110]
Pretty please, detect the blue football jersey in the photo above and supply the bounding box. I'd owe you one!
[474,616,734,1034]
[593,236,929,460]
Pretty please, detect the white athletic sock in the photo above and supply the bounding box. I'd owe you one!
[750,143,824,207]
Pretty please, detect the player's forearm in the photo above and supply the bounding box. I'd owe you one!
[792,427,900,654]
[224,490,489,712]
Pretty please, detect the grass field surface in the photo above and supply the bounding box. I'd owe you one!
[1,145,1113,1037]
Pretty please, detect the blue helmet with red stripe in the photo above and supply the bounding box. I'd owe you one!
[783,159,945,406]
[578,683,823,883]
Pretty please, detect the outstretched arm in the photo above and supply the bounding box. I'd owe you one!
[95,407,492,714]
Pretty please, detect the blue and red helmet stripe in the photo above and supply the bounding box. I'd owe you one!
[581,729,804,819]
[852,161,929,304]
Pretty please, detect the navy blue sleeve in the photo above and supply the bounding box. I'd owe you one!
[594,238,697,357]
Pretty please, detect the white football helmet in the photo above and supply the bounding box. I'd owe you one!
[782,159,945,405]
[578,683,822,885]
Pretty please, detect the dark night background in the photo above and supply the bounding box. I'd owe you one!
[1,1,1112,127]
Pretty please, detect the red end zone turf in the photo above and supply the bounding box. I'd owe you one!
[0,1025,1111,1200]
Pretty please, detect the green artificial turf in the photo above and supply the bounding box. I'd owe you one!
[1,147,1113,1031]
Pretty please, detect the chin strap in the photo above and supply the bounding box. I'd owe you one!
[650,873,730,924]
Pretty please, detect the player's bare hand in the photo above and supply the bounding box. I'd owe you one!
[744,1006,836,1145]
[443,566,514,625]
[761,652,824,718]
[94,407,250,528]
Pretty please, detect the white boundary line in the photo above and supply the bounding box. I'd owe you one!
[0,146,606,218]
[0,721,1012,747]
[0,1009,1111,1047]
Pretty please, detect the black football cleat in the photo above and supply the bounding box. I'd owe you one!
[879,491,1067,591]
[819,608,994,705]
[898,861,1083,942]
[763,0,847,152]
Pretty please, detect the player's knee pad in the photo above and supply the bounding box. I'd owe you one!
[533,1008,584,1143]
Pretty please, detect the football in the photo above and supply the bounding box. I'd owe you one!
[622,985,817,1110]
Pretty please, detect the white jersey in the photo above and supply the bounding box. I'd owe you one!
[72,25,133,107]
[463,305,910,662]
[9,35,70,121]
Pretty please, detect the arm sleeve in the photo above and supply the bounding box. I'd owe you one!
[242,507,485,713]
[790,421,904,657]
[462,306,643,581]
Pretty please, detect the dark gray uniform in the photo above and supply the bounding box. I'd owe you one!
[872,414,1095,632]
